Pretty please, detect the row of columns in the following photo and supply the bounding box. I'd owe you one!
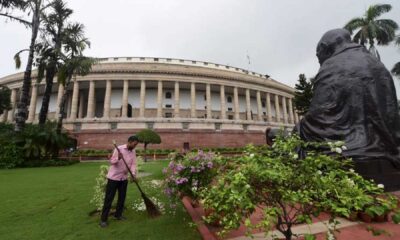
[1,80,300,124]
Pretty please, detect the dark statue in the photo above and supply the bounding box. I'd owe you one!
[298,28,400,191]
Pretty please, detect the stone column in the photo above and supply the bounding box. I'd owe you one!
[103,80,112,118]
[174,81,180,118]
[7,88,17,122]
[121,80,129,117]
[70,80,79,120]
[55,83,64,118]
[157,80,163,118]
[0,112,6,122]
[87,80,95,118]
[190,82,196,118]
[245,89,251,120]
[220,85,226,120]
[139,80,146,118]
[274,94,281,123]
[233,86,240,120]
[282,97,288,124]
[27,83,38,122]
[206,83,211,119]
[256,91,263,121]
[288,98,294,124]
[78,92,84,119]
[266,92,272,122]
[295,112,299,124]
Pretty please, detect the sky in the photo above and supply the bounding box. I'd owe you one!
[1,0,400,97]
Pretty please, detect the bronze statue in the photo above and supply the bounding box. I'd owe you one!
[299,28,400,190]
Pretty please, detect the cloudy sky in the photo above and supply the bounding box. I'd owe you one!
[1,0,400,96]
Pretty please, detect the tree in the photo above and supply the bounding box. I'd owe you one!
[0,86,12,115]
[36,0,73,125]
[293,74,313,115]
[136,129,161,162]
[0,0,52,132]
[392,35,400,78]
[344,4,398,60]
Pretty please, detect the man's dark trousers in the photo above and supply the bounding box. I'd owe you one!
[101,179,128,222]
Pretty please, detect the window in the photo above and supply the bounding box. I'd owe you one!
[165,112,172,118]
[204,94,207,100]
[165,92,172,99]
[154,58,159,61]
[228,115,234,120]
[140,57,145,61]
[262,101,266,108]
[165,104,172,108]
[182,122,189,130]
[179,59,184,63]
[147,122,154,129]
[227,96,232,103]
[228,107,233,112]
[167,58,172,62]
[110,122,117,130]
[215,123,221,131]
[74,123,81,132]
[192,61,196,64]
[203,62,208,66]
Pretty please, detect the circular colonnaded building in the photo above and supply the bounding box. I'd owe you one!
[0,57,299,150]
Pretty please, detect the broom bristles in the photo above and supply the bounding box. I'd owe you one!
[142,192,162,217]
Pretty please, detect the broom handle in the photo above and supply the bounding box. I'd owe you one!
[113,144,145,195]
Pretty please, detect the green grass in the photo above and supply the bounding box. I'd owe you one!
[0,161,201,240]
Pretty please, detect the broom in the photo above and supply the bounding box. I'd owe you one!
[112,140,161,218]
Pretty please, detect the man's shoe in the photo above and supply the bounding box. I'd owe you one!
[114,215,127,220]
[99,221,108,228]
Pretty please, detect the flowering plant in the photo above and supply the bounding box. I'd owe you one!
[163,150,219,203]
[90,165,109,211]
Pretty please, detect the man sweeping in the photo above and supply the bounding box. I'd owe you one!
[100,135,139,228]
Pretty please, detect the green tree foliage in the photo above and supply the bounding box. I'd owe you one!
[293,74,313,115]
[344,4,398,60]
[0,86,11,115]
[0,0,53,132]
[136,129,161,161]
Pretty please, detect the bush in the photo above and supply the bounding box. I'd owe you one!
[201,134,400,239]
[163,150,219,203]
[0,143,24,169]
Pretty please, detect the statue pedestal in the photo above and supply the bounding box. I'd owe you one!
[354,158,400,191]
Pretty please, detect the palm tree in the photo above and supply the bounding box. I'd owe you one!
[55,24,95,133]
[392,35,400,78]
[344,4,398,60]
[36,0,73,125]
[0,0,52,132]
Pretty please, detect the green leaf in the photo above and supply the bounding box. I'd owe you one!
[304,234,316,240]
[392,211,400,224]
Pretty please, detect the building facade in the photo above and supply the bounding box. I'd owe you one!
[0,57,298,150]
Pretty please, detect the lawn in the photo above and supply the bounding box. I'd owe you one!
[0,161,201,240]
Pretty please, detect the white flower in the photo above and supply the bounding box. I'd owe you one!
[335,147,342,154]
[317,170,322,175]
[377,184,384,189]
[293,153,299,159]
[249,153,255,158]
[349,168,355,173]
[341,145,347,150]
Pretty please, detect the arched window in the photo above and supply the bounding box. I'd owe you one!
[227,96,232,103]
[165,92,172,99]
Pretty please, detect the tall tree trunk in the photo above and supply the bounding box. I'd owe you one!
[56,76,72,134]
[14,0,41,132]
[38,64,55,125]
[39,19,63,126]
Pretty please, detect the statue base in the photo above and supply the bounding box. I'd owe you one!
[354,158,400,192]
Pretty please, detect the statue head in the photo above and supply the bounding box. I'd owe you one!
[316,28,353,65]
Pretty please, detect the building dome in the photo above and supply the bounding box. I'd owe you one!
[0,57,298,149]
